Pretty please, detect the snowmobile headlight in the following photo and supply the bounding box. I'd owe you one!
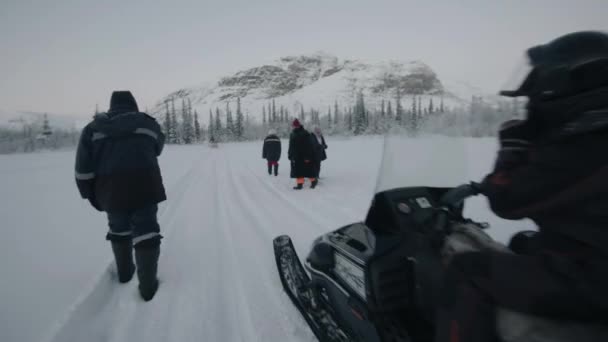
[334,253,366,300]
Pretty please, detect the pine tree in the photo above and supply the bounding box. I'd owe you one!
[272,99,277,123]
[164,101,171,139]
[235,97,244,140]
[300,105,305,121]
[181,98,193,144]
[353,92,367,135]
[208,110,214,138]
[334,100,339,126]
[225,102,234,140]
[428,98,434,114]
[170,98,178,143]
[267,103,272,123]
[280,106,285,125]
[440,97,445,113]
[327,105,332,129]
[194,110,201,142]
[386,100,393,119]
[42,113,52,136]
[262,106,266,124]
[395,96,404,125]
[215,108,222,141]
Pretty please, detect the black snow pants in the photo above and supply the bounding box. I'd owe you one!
[434,250,608,342]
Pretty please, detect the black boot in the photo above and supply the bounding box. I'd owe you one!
[267,164,272,175]
[274,164,279,176]
[111,241,135,283]
[311,179,318,189]
[135,245,160,301]
[293,183,303,190]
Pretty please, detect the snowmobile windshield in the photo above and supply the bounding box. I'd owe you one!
[375,133,470,193]
[500,55,534,97]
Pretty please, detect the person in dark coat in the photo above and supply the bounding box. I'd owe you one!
[434,31,608,342]
[288,119,317,189]
[310,126,328,178]
[262,129,281,176]
[75,90,165,301]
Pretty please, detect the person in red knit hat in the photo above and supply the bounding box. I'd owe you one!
[288,119,317,189]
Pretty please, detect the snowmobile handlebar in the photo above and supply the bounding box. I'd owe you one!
[428,182,484,242]
[439,182,483,209]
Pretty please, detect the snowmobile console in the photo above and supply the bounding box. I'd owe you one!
[365,187,464,234]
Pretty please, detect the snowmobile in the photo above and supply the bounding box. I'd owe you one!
[273,136,608,342]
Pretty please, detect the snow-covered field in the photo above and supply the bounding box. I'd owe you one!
[0,136,529,342]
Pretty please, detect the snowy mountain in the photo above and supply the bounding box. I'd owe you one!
[152,52,487,123]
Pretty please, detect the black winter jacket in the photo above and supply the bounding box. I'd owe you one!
[262,134,282,161]
[75,111,166,212]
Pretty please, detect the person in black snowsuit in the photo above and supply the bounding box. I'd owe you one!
[288,119,317,189]
[262,129,281,176]
[75,90,165,301]
[434,31,608,342]
[310,126,328,178]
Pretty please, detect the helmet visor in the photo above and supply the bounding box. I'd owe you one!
[500,55,533,97]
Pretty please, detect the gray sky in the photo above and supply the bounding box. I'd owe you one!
[1,0,606,118]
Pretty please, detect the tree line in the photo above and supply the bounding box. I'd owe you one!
[159,92,523,145]
[0,94,523,154]
[0,114,79,154]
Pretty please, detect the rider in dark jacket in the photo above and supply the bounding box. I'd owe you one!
[435,31,608,342]
[75,90,165,301]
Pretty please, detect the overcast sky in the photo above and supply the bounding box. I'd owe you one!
[1,0,606,118]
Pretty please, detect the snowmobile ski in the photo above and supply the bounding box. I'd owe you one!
[273,235,353,342]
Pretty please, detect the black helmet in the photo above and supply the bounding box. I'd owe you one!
[501,31,608,100]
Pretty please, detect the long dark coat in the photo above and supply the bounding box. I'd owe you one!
[288,126,316,178]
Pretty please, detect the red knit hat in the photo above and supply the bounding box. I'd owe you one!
[292,118,301,128]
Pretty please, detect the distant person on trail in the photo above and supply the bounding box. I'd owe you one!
[310,126,328,179]
[75,90,165,301]
[288,119,317,189]
[262,129,281,176]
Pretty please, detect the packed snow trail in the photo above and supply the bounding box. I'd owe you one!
[45,139,383,342]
